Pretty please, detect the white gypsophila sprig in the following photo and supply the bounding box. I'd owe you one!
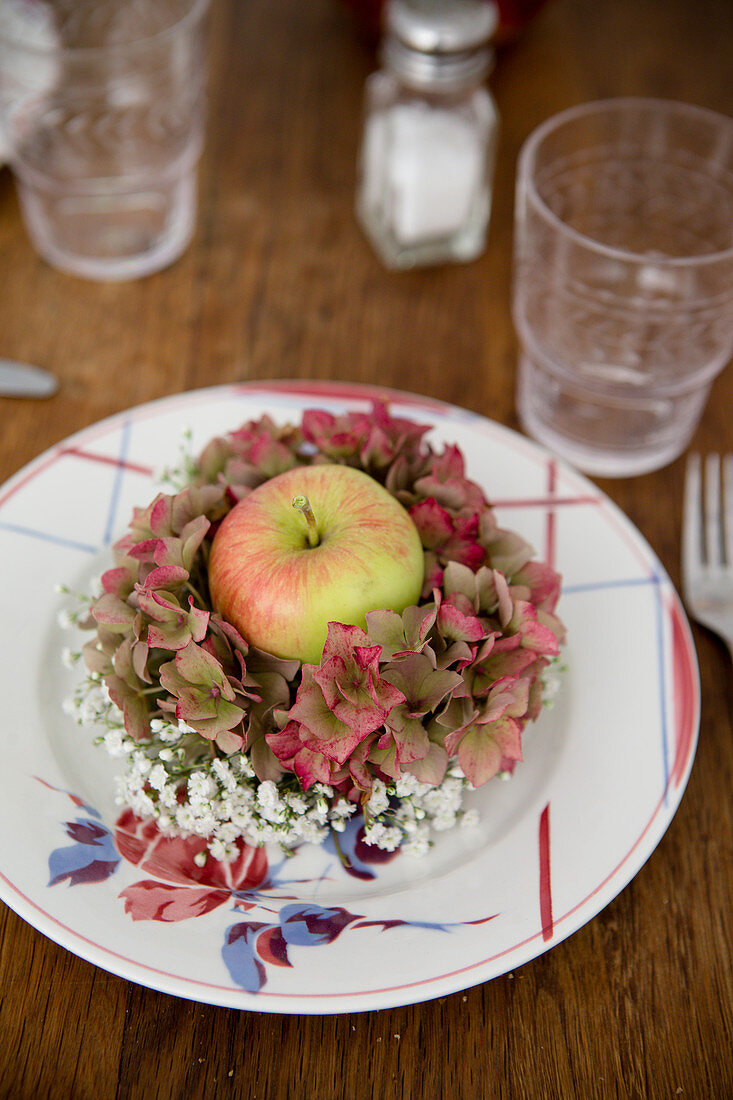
[359,769,479,854]
[63,638,482,860]
[541,655,566,708]
[155,427,197,491]
[63,672,123,731]
[55,583,98,629]
[61,647,83,670]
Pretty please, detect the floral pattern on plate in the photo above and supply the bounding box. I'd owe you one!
[43,780,496,993]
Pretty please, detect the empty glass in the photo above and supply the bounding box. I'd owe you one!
[0,0,210,280]
[512,99,733,477]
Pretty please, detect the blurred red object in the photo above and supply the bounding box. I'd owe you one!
[338,0,550,46]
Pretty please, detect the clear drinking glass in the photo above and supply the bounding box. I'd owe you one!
[0,0,210,280]
[512,99,733,477]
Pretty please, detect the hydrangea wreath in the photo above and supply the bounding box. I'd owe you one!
[61,402,565,861]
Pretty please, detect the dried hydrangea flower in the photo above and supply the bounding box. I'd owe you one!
[65,401,566,856]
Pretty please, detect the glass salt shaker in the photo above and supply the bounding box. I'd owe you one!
[356,0,499,269]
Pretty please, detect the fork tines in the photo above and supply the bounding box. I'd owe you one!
[683,453,733,658]
[683,453,733,576]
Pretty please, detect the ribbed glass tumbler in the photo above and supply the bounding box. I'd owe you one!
[0,0,210,280]
[512,99,733,476]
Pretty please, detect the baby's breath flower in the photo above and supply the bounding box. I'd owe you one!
[209,839,239,863]
[128,788,157,818]
[541,658,565,708]
[156,427,197,490]
[394,774,430,799]
[57,609,74,630]
[400,825,431,857]
[363,822,402,851]
[365,779,389,817]
[148,764,168,792]
[293,816,329,844]
[329,800,356,820]
[176,804,197,831]
[215,823,241,844]
[211,758,237,793]
[158,783,180,810]
[285,792,308,815]
[102,729,131,758]
[61,647,81,669]
[236,755,255,779]
[156,722,182,744]
[256,781,279,808]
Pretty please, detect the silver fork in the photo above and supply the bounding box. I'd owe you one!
[682,453,733,660]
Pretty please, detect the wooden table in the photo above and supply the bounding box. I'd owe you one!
[1,0,731,1095]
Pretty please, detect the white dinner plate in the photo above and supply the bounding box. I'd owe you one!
[0,381,700,1013]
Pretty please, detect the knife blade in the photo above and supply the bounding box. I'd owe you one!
[0,359,59,398]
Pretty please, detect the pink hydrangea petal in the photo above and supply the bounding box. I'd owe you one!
[265,722,303,765]
[321,622,371,664]
[301,725,362,766]
[494,570,514,629]
[92,594,136,627]
[290,670,353,742]
[437,602,486,643]
[409,498,454,547]
[128,537,161,562]
[101,564,136,597]
[353,644,382,672]
[331,689,394,740]
[390,716,430,765]
[457,717,522,787]
[513,561,562,611]
[149,496,174,536]
[403,742,448,785]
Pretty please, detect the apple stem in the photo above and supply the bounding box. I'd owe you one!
[292,493,320,548]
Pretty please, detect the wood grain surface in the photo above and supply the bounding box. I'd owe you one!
[1,0,731,1096]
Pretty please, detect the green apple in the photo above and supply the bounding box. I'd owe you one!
[208,464,425,664]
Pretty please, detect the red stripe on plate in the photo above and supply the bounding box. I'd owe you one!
[545,460,557,570]
[60,447,154,477]
[539,802,554,941]
[232,380,447,410]
[669,597,699,789]
[490,495,600,509]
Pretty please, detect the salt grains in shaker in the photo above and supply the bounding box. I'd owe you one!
[356,0,499,269]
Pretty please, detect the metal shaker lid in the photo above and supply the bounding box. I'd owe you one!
[386,0,499,55]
